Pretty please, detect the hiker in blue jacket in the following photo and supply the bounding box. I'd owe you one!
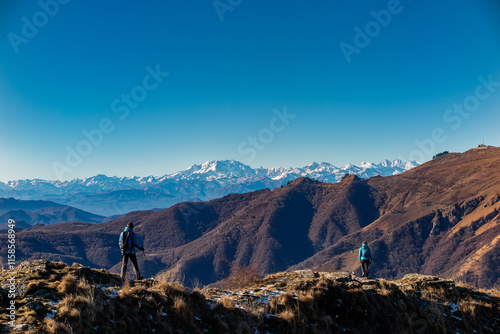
[358,241,372,278]
[119,222,144,281]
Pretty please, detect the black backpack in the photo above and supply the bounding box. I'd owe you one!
[361,246,371,259]
[121,231,131,252]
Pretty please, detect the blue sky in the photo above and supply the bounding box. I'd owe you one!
[1,0,500,181]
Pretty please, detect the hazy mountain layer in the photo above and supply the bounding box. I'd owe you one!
[0,159,417,215]
[0,198,105,229]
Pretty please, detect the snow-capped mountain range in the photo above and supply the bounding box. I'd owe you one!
[0,159,418,216]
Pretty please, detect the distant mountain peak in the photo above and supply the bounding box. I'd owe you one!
[0,158,419,215]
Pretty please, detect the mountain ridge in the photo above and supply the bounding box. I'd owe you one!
[0,159,418,215]
[0,198,105,229]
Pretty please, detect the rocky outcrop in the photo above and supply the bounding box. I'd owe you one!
[1,263,499,334]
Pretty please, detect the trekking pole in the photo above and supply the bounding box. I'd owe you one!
[142,251,154,279]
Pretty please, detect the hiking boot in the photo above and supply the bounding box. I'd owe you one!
[137,275,144,280]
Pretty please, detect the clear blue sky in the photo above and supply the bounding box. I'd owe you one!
[1,0,499,181]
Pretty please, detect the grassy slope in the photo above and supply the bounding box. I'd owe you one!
[1,260,499,334]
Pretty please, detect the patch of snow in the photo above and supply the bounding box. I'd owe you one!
[46,309,57,319]
[46,299,63,319]
[449,302,458,313]
[103,287,121,298]
[49,299,62,307]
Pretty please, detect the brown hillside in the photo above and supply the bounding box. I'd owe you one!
[293,147,500,287]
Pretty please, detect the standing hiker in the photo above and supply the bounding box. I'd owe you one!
[358,241,372,278]
[119,222,144,281]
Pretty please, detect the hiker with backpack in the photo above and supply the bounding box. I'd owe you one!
[358,241,372,278]
[119,222,144,281]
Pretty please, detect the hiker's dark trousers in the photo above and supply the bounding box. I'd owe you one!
[121,253,141,280]
[361,260,371,277]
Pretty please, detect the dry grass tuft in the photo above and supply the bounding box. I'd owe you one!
[421,285,448,302]
[193,287,204,295]
[152,275,171,293]
[155,269,185,286]
[458,297,478,316]
[277,292,295,307]
[25,281,44,296]
[54,286,102,333]
[173,295,193,322]
[173,295,187,311]
[119,279,132,298]
[245,304,266,317]
[218,296,235,310]
[298,292,314,304]
[77,279,91,292]
[169,281,187,292]
[57,274,77,294]
[57,296,80,320]
[45,318,72,334]
[50,261,68,270]
[278,308,296,322]
[378,279,393,296]
[268,298,278,311]
[488,289,500,298]
[189,277,204,291]
[221,263,261,290]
